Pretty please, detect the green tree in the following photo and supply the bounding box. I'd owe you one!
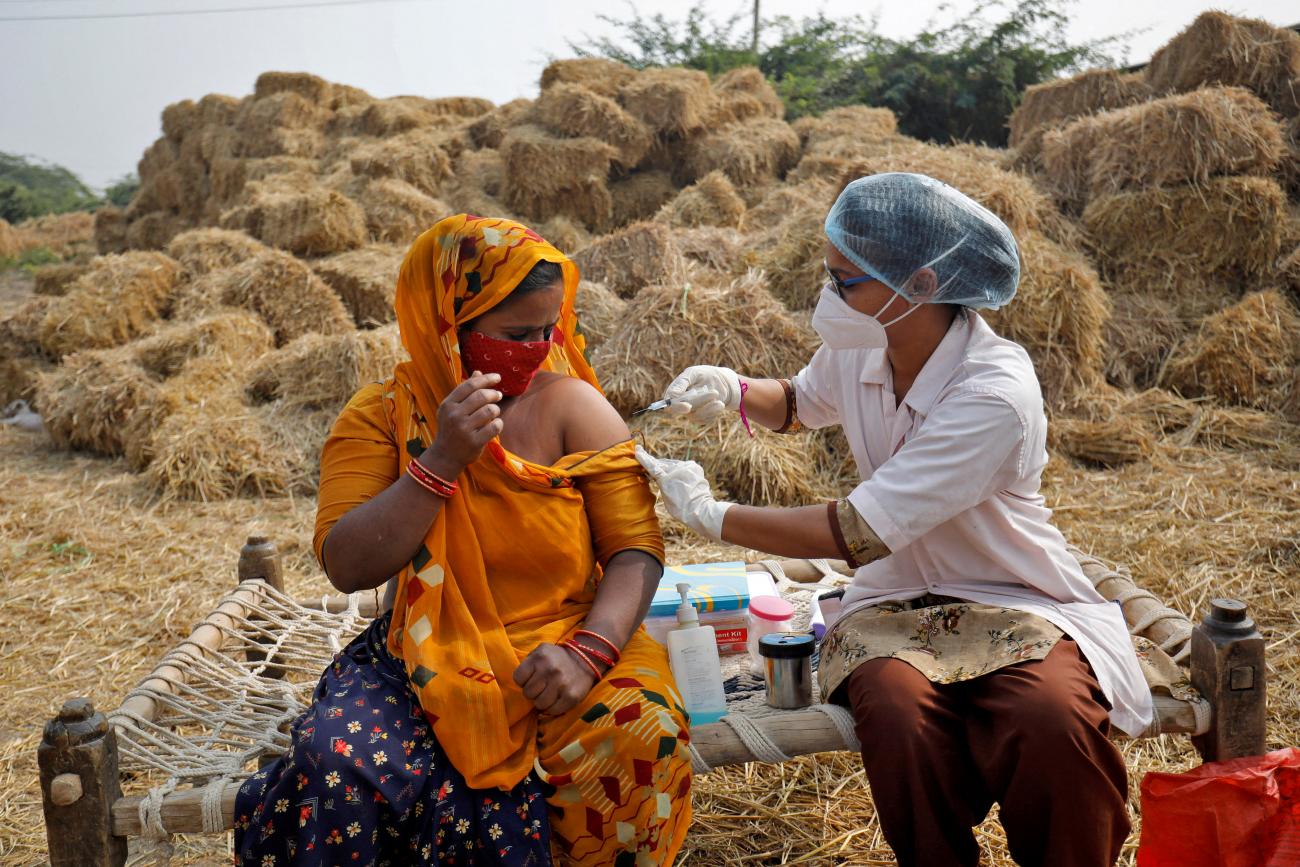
[105,173,140,208]
[571,0,1127,146]
[0,151,102,220]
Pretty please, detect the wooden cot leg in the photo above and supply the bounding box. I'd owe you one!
[38,698,127,867]
[240,535,286,680]
[1190,598,1266,763]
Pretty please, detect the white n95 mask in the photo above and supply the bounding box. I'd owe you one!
[811,282,921,350]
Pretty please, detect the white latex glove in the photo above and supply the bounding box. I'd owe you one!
[661,365,742,424]
[635,445,733,542]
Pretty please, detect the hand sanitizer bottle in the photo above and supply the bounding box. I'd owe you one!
[666,582,728,725]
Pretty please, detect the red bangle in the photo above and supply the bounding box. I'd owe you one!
[563,641,602,681]
[569,640,615,670]
[408,459,457,498]
[574,629,621,662]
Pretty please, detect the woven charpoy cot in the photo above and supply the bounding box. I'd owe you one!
[37,537,1267,866]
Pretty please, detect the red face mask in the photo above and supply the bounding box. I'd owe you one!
[459,330,553,397]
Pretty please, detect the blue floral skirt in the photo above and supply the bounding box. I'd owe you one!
[233,614,552,866]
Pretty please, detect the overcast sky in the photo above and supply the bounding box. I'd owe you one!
[1,0,1296,189]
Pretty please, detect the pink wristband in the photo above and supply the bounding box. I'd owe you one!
[738,380,754,438]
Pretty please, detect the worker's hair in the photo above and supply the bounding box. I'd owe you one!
[512,260,564,296]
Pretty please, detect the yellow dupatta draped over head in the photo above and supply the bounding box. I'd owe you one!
[384,215,615,789]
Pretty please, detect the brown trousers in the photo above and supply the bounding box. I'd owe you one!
[843,639,1129,867]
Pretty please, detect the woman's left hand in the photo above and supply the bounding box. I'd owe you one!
[513,643,598,716]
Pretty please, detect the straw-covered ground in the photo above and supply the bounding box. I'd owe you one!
[3,8,1300,864]
[1,412,1295,865]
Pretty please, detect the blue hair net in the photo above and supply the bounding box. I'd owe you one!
[824,172,1020,310]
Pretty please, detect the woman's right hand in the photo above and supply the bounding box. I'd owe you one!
[423,372,504,474]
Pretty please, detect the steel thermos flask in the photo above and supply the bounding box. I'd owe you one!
[759,632,815,709]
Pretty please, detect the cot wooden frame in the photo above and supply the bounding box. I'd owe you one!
[38,536,1267,865]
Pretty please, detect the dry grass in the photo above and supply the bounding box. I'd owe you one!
[11,211,96,258]
[1008,68,1153,148]
[792,105,898,151]
[685,118,801,189]
[36,252,181,358]
[352,177,448,246]
[1161,289,1300,411]
[534,82,652,168]
[981,231,1111,410]
[669,226,746,273]
[593,269,818,413]
[1103,292,1190,391]
[253,70,333,104]
[1083,175,1287,290]
[0,217,19,258]
[467,98,533,150]
[31,263,86,297]
[573,279,626,351]
[223,177,368,256]
[618,67,715,137]
[174,249,354,345]
[744,198,826,311]
[1041,86,1284,209]
[1145,11,1300,117]
[709,66,786,125]
[311,243,402,328]
[245,324,404,411]
[610,170,679,228]
[656,171,747,229]
[571,220,684,299]
[536,215,591,256]
[540,57,639,101]
[347,127,452,196]
[500,124,616,231]
[164,228,270,278]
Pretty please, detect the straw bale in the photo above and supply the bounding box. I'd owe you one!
[571,221,683,299]
[130,311,275,379]
[1042,87,1285,208]
[226,178,367,255]
[834,140,1072,242]
[1083,176,1287,288]
[685,118,800,189]
[0,218,18,258]
[329,83,373,111]
[1103,291,1188,391]
[209,155,318,206]
[144,387,303,500]
[450,147,504,200]
[534,83,652,167]
[540,57,638,101]
[1051,415,1156,469]
[351,96,464,138]
[669,225,745,272]
[313,244,403,327]
[14,211,96,257]
[792,105,898,150]
[1161,288,1300,410]
[348,128,452,196]
[741,181,833,233]
[32,263,87,297]
[573,280,625,351]
[467,98,533,149]
[174,249,354,344]
[1008,68,1153,147]
[655,170,746,229]
[0,297,55,358]
[1281,245,1300,308]
[712,66,784,120]
[981,231,1110,409]
[37,251,181,358]
[253,71,333,104]
[0,355,51,405]
[640,413,826,507]
[246,324,404,411]
[35,347,162,455]
[124,212,180,251]
[618,67,715,137]
[354,177,448,245]
[500,125,616,230]
[593,270,818,414]
[610,170,678,227]
[744,199,826,310]
[1280,114,1300,197]
[165,228,270,278]
[233,92,330,159]
[1145,11,1300,117]
[535,216,590,255]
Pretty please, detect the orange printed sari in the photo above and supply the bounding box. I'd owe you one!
[327,215,692,863]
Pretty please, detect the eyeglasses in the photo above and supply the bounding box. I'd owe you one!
[823,261,873,298]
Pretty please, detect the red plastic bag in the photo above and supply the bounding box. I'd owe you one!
[1138,747,1300,867]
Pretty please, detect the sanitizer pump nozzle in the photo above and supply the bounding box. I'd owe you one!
[675,582,698,627]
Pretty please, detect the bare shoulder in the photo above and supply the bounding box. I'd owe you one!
[541,374,631,453]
